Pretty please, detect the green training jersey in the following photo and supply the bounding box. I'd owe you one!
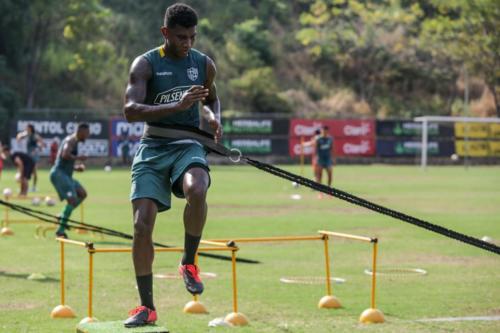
[316,136,333,160]
[52,135,77,176]
[142,46,207,128]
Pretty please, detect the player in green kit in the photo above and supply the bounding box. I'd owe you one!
[50,123,90,238]
[122,3,221,327]
[316,126,334,198]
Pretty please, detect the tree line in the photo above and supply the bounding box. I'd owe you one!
[1,0,498,139]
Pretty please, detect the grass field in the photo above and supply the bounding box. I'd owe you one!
[0,164,499,333]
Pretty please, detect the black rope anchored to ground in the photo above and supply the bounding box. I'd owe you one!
[147,124,500,256]
[0,199,260,264]
[242,157,500,255]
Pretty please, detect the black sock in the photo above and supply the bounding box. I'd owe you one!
[182,232,201,265]
[136,274,155,310]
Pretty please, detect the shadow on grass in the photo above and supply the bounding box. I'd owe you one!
[0,271,59,283]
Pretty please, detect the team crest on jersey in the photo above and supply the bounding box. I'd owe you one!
[187,67,198,81]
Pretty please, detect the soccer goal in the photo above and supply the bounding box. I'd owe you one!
[413,116,500,168]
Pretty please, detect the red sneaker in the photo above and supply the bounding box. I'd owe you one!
[179,264,204,295]
[124,305,157,327]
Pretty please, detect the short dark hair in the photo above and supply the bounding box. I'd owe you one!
[164,3,198,28]
[323,125,329,130]
[78,123,90,131]
[314,129,321,135]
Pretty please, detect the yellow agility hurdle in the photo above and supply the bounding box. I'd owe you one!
[319,230,384,324]
[208,231,384,325]
[51,230,383,327]
[52,238,247,326]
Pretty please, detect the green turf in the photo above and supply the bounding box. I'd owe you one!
[0,165,499,332]
[76,321,168,333]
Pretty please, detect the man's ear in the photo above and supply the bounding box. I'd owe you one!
[160,26,169,39]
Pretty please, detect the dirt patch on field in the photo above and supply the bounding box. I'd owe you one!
[488,308,500,315]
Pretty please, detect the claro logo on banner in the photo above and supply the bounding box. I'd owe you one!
[289,119,375,157]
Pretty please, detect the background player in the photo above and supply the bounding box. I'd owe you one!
[0,145,35,197]
[16,124,45,192]
[49,123,89,238]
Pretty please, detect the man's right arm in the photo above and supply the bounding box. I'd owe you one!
[16,131,28,141]
[123,56,209,123]
[61,139,85,161]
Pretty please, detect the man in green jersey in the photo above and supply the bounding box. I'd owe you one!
[50,123,89,238]
[122,3,221,327]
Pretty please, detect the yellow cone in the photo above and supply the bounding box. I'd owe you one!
[50,305,76,318]
[318,295,342,309]
[359,308,385,324]
[183,300,208,314]
[1,227,14,236]
[224,312,249,326]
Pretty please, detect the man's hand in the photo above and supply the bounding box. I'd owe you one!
[177,85,209,111]
[76,155,87,161]
[209,119,222,144]
[74,164,86,172]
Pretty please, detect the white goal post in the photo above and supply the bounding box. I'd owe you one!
[414,116,500,168]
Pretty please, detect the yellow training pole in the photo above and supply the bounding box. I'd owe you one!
[89,251,94,318]
[61,241,65,305]
[359,239,384,324]
[318,235,341,309]
[79,249,96,324]
[224,249,248,326]
[370,241,378,309]
[323,236,332,296]
[50,241,76,318]
[231,250,238,313]
[210,235,324,243]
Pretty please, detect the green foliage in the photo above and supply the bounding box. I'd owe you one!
[0,0,496,118]
[230,67,291,114]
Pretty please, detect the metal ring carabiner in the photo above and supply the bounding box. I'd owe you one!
[229,148,242,163]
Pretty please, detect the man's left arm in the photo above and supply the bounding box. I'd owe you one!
[201,56,222,143]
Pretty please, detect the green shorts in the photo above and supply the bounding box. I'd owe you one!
[50,168,83,201]
[318,157,333,168]
[130,140,210,212]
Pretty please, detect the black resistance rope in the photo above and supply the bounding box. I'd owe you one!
[0,199,260,264]
[164,124,499,256]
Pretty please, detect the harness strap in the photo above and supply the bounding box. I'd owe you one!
[143,123,232,156]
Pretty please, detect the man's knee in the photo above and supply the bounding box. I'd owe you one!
[134,219,153,239]
[185,181,208,204]
[67,197,78,207]
[183,169,209,204]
